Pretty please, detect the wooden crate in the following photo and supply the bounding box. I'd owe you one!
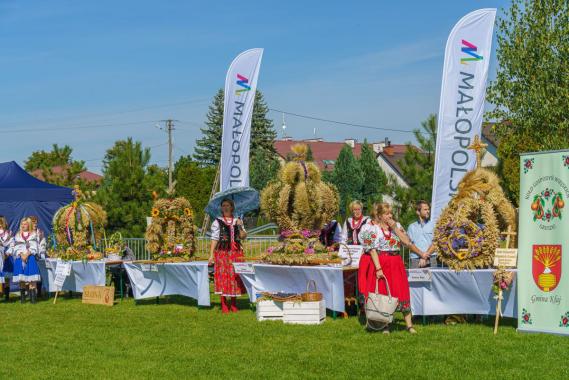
[256,300,284,321]
[283,300,326,325]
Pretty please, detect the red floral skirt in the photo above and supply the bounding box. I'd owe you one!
[358,253,371,295]
[214,248,246,297]
[362,251,411,313]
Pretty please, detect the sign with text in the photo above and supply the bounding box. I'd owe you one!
[431,8,497,221]
[494,248,518,268]
[518,149,569,335]
[233,262,255,274]
[54,261,72,290]
[408,269,432,283]
[338,245,364,267]
[82,286,115,306]
[141,263,159,272]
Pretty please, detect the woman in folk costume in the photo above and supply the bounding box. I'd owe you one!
[359,203,425,334]
[0,216,14,301]
[30,216,47,259]
[341,200,370,294]
[11,217,41,304]
[340,200,370,313]
[208,198,247,314]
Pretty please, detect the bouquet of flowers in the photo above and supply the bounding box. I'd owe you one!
[492,268,515,294]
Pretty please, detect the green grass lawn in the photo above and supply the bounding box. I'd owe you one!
[1,294,568,380]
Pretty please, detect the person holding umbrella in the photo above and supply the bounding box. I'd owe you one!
[208,198,247,314]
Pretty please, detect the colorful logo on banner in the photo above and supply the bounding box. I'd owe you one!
[460,39,483,64]
[532,245,562,292]
[530,188,565,223]
[235,74,251,95]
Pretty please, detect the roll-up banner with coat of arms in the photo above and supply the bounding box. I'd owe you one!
[518,149,569,334]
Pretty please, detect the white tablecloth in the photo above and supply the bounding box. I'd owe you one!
[237,264,345,313]
[39,259,106,293]
[124,261,210,306]
[410,269,517,317]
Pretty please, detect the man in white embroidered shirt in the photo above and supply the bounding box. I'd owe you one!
[407,200,437,268]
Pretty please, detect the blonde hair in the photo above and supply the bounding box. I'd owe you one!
[0,216,7,230]
[19,217,33,233]
[371,202,392,221]
[348,200,363,214]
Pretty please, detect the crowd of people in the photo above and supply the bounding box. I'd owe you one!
[0,216,47,304]
[1,197,437,332]
[208,197,437,333]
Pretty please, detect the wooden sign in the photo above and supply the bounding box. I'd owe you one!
[494,248,518,268]
[82,285,115,306]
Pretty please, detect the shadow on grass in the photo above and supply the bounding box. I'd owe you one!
[132,294,253,312]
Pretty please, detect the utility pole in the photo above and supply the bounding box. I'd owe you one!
[167,119,174,191]
[158,119,177,194]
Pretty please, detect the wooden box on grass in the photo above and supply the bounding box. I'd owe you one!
[283,300,326,325]
[256,300,284,321]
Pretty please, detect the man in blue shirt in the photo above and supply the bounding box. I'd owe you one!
[407,200,437,268]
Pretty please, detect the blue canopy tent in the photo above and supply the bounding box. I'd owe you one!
[0,161,74,235]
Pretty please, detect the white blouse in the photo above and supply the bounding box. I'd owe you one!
[358,222,403,252]
[210,218,240,241]
[11,232,39,257]
[340,216,370,244]
[0,229,13,255]
[36,229,47,256]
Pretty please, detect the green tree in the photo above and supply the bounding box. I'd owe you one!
[359,139,387,211]
[486,0,569,204]
[24,144,93,189]
[250,149,280,191]
[173,155,216,226]
[388,114,437,226]
[305,144,314,161]
[95,138,166,237]
[25,144,75,171]
[193,89,277,166]
[331,144,363,215]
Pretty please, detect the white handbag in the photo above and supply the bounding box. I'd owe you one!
[365,277,399,331]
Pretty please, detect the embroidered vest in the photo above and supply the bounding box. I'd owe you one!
[216,218,242,251]
[346,217,369,245]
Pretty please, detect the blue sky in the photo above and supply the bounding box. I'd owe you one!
[0,0,509,173]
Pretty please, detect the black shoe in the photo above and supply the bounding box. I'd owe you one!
[30,289,37,304]
[20,289,26,304]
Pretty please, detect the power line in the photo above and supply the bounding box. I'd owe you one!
[3,98,209,128]
[80,142,170,164]
[268,108,422,135]
[0,120,159,134]
[173,144,191,156]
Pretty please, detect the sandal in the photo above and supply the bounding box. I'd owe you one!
[407,326,417,334]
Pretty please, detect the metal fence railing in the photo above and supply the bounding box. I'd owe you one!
[195,236,278,258]
[99,236,279,261]
[100,237,440,267]
[99,238,149,261]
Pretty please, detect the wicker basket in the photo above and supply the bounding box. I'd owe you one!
[301,280,323,302]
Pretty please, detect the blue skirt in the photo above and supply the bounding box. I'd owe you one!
[12,255,41,282]
[1,255,15,283]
